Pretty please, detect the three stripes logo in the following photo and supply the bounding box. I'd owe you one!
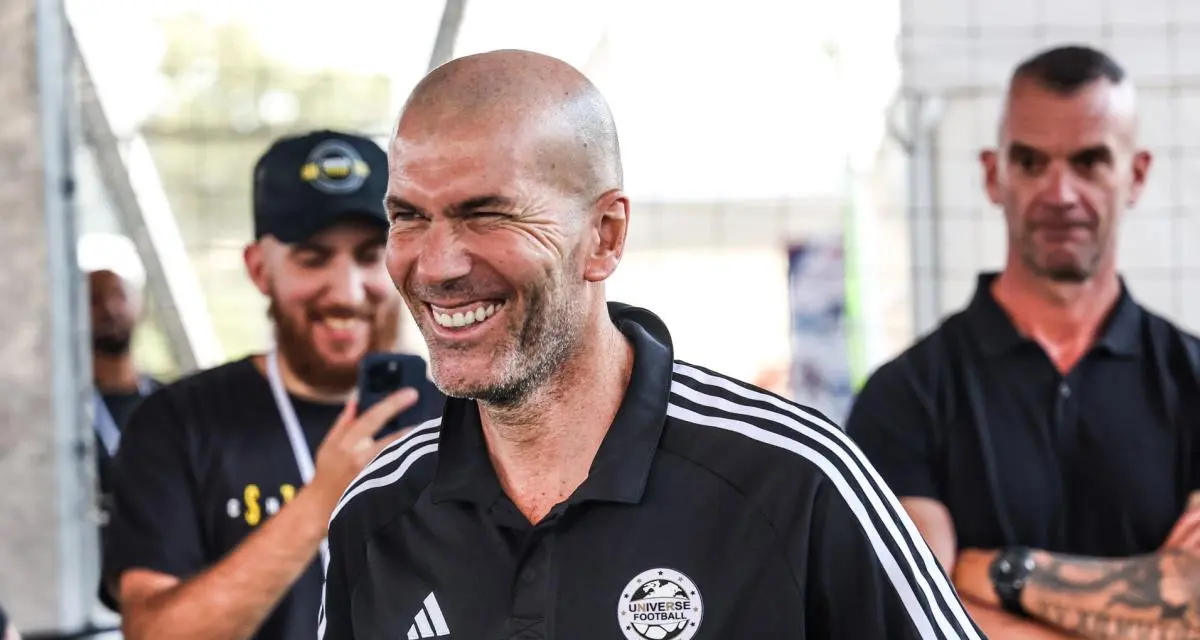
[407,592,451,639]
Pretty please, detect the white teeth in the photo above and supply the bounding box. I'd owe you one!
[324,317,358,330]
[432,303,503,328]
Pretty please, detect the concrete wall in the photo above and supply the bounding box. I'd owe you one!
[0,0,98,631]
[900,0,1200,332]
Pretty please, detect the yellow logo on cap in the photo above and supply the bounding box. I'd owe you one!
[300,158,369,183]
[299,139,372,195]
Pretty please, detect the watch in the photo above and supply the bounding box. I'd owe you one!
[989,546,1036,617]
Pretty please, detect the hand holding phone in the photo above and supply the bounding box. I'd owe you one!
[356,352,432,435]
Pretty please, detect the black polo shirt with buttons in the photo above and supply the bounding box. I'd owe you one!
[846,272,1200,558]
[319,302,982,640]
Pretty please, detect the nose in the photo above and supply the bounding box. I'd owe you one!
[325,255,369,307]
[1041,163,1082,207]
[414,220,472,285]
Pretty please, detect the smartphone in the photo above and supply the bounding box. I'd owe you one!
[356,351,431,434]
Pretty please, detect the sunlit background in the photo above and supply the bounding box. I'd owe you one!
[7,0,1200,632]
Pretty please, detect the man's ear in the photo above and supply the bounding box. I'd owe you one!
[980,148,1004,206]
[1127,149,1153,207]
[244,241,272,296]
[582,190,630,283]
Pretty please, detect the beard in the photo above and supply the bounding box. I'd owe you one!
[1016,213,1105,283]
[269,296,400,392]
[413,258,588,408]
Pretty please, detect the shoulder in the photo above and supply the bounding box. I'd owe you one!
[328,417,443,535]
[664,360,883,515]
[123,358,265,442]
[1141,306,1200,354]
[155,357,261,399]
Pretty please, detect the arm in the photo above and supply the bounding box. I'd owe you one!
[950,499,1200,639]
[110,387,418,640]
[902,498,1080,639]
[953,547,1200,639]
[120,486,334,640]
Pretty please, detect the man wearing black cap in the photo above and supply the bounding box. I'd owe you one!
[102,130,443,640]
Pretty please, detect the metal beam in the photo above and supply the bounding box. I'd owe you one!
[38,0,96,628]
[71,29,223,372]
[428,0,468,72]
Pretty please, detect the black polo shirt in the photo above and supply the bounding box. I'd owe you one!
[319,302,981,640]
[846,273,1200,557]
[104,357,443,640]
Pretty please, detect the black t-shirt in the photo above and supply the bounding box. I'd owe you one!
[96,379,161,503]
[104,356,442,640]
[846,273,1200,556]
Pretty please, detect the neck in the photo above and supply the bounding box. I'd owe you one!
[93,352,139,393]
[992,261,1121,372]
[479,307,634,523]
[256,350,354,404]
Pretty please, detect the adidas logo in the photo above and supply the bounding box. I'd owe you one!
[406,592,450,639]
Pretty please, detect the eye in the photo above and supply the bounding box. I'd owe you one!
[390,210,426,223]
[1071,149,1109,173]
[293,249,327,268]
[357,245,384,265]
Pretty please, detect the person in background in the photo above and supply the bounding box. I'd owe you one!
[79,235,163,619]
[82,253,162,522]
[847,44,1200,639]
[103,129,443,640]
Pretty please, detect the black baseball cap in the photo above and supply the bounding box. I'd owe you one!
[252,129,389,243]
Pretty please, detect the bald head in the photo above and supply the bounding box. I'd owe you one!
[394,49,622,200]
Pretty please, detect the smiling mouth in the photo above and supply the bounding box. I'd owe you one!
[429,301,504,329]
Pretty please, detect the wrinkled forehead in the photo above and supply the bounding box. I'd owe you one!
[1002,81,1137,154]
[387,128,534,208]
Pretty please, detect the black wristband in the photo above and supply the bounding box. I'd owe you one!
[989,546,1035,617]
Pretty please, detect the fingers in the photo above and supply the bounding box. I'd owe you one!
[1175,521,1200,552]
[348,388,419,440]
[1163,495,1200,550]
[1165,509,1200,550]
[326,394,361,436]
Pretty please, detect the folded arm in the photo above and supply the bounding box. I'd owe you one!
[1016,548,1200,639]
[951,500,1200,640]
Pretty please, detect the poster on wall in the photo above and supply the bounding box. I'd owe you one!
[788,236,854,427]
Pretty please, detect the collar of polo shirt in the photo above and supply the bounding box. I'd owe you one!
[428,302,675,508]
[965,272,1143,358]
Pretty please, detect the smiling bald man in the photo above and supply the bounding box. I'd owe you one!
[318,50,982,640]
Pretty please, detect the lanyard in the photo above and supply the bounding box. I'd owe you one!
[94,377,152,457]
[265,348,330,572]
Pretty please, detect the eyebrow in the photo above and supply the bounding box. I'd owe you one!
[1007,141,1112,159]
[384,194,517,218]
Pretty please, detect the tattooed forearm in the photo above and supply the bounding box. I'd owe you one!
[1037,603,1200,639]
[1023,550,1200,639]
